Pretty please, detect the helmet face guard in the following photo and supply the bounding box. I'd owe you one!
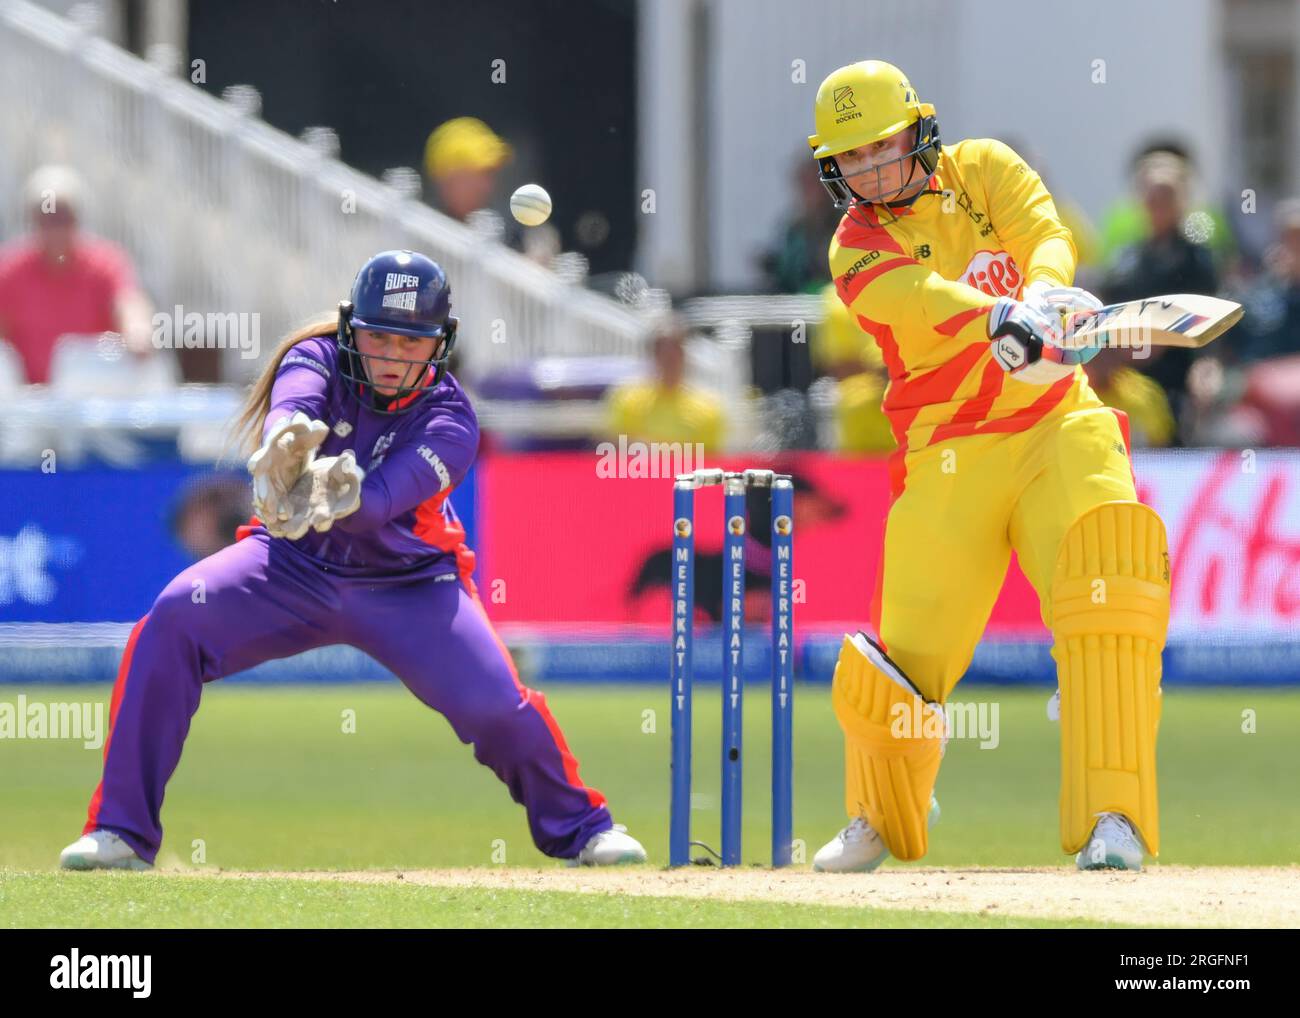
[817,114,942,226]
[336,250,458,416]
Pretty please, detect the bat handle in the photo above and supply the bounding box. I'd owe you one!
[1059,307,1103,347]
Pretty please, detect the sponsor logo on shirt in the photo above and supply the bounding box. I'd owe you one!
[370,432,396,468]
[416,445,451,490]
[954,189,987,225]
[994,335,1027,368]
[961,249,1022,298]
[840,248,881,285]
[282,354,330,379]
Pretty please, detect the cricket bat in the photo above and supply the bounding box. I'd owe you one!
[1063,294,1244,350]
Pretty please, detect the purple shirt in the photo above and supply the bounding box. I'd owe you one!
[259,335,479,576]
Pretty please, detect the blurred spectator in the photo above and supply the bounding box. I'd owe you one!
[834,372,896,453]
[424,116,512,221]
[1186,199,1300,447]
[1181,355,1271,448]
[812,283,894,452]
[759,153,842,294]
[169,474,252,559]
[0,166,153,384]
[604,314,725,450]
[1234,354,1300,446]
[1229,198,1300,363]
[1084,350,1175,448]
[812,282,884,380]
[423,116,529,253]
[1099,138,1235,269]
[1102,153,1218,441]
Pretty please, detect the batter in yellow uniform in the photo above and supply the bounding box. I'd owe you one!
[807,61,1169,873]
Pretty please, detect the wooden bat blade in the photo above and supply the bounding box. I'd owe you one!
[1066,294,1244,349]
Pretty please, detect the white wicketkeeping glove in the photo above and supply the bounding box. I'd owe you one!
[268,450,365,540]
[247,412,330,526]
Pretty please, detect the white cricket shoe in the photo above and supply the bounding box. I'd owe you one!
[813,796,941,873]
[571,824,647,866]
[59,830,152,871]
[1076,812,1145,871]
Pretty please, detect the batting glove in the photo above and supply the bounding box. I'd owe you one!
[1023,281,1106,350]
[988,296,1097,385]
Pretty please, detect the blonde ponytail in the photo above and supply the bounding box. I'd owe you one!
[231,314,337,457]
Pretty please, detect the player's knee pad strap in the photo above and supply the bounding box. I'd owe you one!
[831,633,945,861]
[1053,500,1169,856]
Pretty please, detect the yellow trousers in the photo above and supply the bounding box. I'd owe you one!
[869,405,1137,703]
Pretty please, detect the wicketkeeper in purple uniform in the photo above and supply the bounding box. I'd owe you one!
[60,250,646,870]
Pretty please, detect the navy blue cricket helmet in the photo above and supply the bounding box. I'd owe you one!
[337,249,458,414]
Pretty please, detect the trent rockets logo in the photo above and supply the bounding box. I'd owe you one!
[961,250,1023,298]
[382,272,420,312]
[832,85,861,126]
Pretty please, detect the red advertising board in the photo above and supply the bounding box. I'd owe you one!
[477,452,1045,634]
[478,448,1300,640]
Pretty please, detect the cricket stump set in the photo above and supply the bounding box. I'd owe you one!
[670,467,794,867]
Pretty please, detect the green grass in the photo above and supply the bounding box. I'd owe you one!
[0,871,1110,929]
[2,682,1297,926]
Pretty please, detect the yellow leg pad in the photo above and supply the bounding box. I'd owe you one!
[1053,501,1170,857]
[831,634,945,861]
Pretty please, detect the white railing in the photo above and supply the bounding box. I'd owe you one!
[0,0,672,388]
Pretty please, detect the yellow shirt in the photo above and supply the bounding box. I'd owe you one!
[828,138,1103,452]
[605,381,726,450]
[1092,367,1175,448]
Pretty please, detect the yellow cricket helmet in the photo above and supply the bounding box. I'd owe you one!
[808,60,941,219]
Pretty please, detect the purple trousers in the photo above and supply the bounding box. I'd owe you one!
[84,532,612,862]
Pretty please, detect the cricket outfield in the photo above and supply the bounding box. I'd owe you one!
[2,685,1297,928]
